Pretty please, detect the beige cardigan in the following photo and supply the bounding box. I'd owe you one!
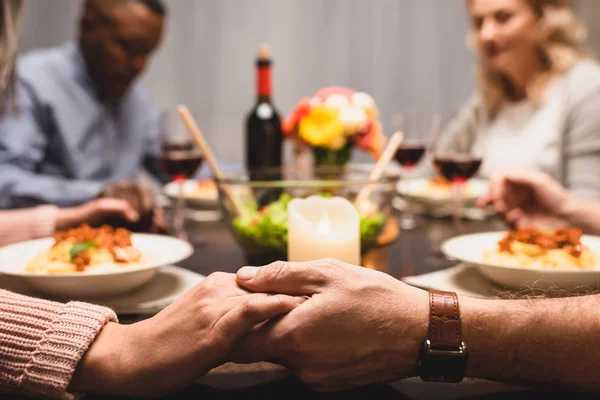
[419,59,600,200]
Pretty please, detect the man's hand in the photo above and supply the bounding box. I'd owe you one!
[69,272,306,398]
[231,259,429,390]
[56,198,140,230]
[100,181,154,215]
[477,169,573,229]
[99,181,166,233]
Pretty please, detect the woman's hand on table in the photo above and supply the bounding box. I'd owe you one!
[69,272,305,398]
[230,259,429,390]
[477,168,573,229]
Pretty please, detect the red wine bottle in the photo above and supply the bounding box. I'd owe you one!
[245,44,283,181]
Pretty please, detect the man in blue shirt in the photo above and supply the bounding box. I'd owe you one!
[0,0,168,220]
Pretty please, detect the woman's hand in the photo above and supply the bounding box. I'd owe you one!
[69,272,305,398]
[477,168,573,229]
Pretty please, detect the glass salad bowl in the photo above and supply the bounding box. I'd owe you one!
[214,164,400,265]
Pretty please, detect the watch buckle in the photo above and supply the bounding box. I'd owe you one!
[424,340,467,357]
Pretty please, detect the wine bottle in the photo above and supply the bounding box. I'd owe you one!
[245,44,283,181]
[245,44,283,206]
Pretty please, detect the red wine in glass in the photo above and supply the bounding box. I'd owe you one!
[161,152,204,182]
[394,139,426,231]
[160,139,204,243]
[394,141,426,170]
[434,155,482,183]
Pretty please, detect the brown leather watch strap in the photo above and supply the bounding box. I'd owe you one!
[418,289,467,382]
[428,289,462,349]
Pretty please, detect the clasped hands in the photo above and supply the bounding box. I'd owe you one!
[70,259,428,397]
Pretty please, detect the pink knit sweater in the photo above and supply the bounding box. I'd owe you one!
[0,289,117,400]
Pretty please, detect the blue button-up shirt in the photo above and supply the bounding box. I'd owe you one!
[0,42,163,208]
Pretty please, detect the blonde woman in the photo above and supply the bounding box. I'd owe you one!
[429,0,600,199]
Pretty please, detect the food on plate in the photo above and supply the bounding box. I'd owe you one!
[24,224,144,274]
[182,179,218,200]
[416,176,472,198]
[484,227,598,269]
[232,193,385,257]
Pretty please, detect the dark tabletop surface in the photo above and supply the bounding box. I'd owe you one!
[6,212,596,400]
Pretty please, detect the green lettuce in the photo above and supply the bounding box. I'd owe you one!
[231,193,385,257]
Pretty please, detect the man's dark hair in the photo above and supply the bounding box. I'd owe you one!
[84,0,167,17]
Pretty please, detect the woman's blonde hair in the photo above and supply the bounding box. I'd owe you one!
[468,0,587,116]
[0,0,22,102]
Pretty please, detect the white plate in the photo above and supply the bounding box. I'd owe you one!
[163,180,219,209]
[0,265,205,315]
[397,178,488,207]
[441,232,600,290]
[0,234,194,299]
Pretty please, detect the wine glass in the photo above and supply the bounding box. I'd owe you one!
[392,110,439,230]
[431,129,483,231]
[159,111,204,243]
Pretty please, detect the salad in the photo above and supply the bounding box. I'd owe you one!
[232,193,385,258]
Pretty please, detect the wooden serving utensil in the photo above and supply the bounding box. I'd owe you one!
[176,105,244,217]
[355,130,404,210]
[427,112,441,152]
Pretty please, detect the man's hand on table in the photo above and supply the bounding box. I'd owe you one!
[231,259,429,390]
[231,259,600,393]
[99,181,167,233]
[56,198,141,230]
[69,272,306,397]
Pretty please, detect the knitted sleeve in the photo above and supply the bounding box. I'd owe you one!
[0,290,117,400]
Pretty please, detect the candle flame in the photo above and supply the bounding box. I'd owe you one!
[317,214,330,234]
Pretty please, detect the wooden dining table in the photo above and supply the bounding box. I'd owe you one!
[6,212,599,400]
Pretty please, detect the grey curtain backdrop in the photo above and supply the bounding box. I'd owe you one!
[16,0,599,164]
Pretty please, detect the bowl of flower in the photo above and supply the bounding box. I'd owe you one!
[282,87,386,174]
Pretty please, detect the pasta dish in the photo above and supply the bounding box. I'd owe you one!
[484,227,598,269]
[25,224,144,274]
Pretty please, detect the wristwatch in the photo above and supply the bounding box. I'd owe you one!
[418,289,467,383]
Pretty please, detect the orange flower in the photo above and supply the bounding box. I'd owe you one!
[355,120,386,160]
[282,98,311,137]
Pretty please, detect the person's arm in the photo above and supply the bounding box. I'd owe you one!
[0,206,58,246]
[563,89,600,200]
[0,200,139,246]
[0,289,117,400]
[478,168,600,234]
[232,260,600,392]
[557,196,600,235]
[0,83,104,209]
[1,274,301,400]
[462,294,600,391]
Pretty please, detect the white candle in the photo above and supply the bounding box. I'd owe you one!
[287,195,360,265]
